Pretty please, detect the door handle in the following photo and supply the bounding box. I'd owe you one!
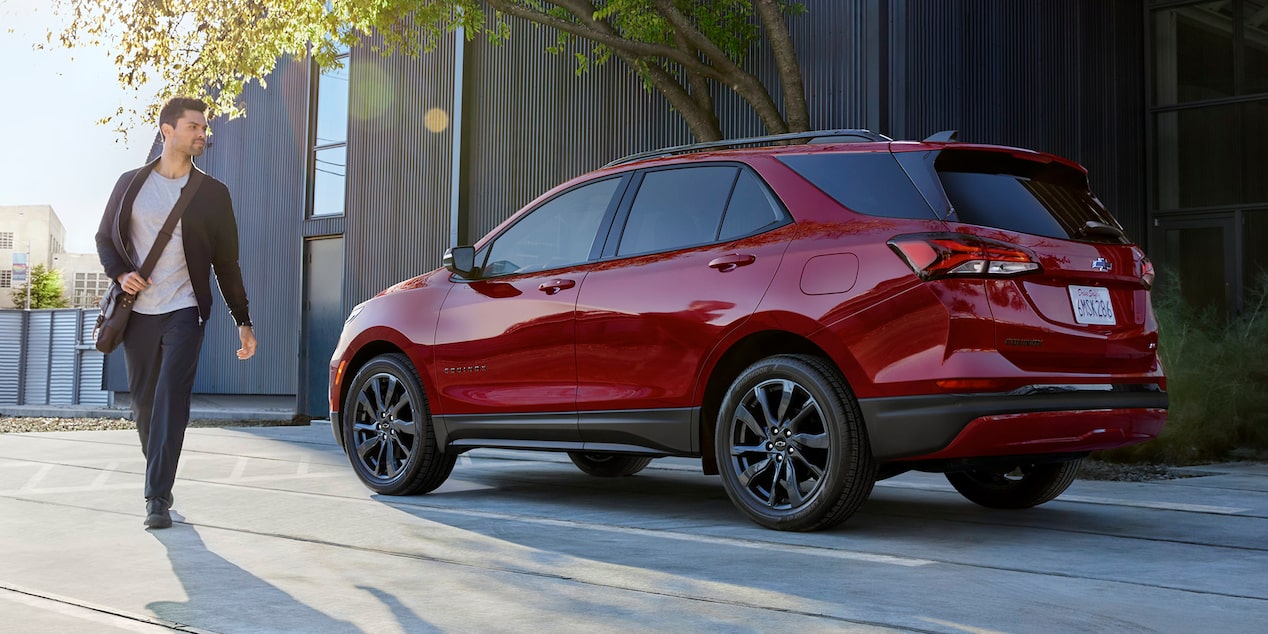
[708,254,756,272]
[538,279,576,295]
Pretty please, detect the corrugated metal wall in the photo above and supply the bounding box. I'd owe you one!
[0,310,24,403]
[897,0,1146,241]
[0,309,109,406]
[343,35,459,305]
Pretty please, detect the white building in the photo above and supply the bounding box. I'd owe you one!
[1,205,105,308]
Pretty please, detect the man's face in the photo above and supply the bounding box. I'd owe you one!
[163,109,208,157]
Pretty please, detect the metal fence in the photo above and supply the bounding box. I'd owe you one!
[0,308,111,407]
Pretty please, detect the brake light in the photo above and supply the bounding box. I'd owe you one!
[1140,257,1155,289]
[888,233,1040,281]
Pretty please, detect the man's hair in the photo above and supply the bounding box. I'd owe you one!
[158,97,209,130]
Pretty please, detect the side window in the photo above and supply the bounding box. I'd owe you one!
[617,166,738,256]
[719,169,785,240]
[480,178,620,277]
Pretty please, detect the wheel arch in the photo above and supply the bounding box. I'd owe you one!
[336,333,431,442]
[697,330,832,475]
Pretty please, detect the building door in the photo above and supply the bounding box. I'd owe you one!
[301,237,344,418]
[1152,216,1237,315]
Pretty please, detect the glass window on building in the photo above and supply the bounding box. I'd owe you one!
[0,270,10,288]
[1151,1,1268,314]
[1246,210,1268,297]
[0,232,12,249]
[72,271,111,308]
[311,51,349,217]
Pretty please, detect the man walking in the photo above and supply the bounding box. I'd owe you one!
[96,97,258,529]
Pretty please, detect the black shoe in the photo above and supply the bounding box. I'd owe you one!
[144,498,172,529]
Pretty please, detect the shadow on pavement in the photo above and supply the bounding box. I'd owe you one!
[148,524,363,633]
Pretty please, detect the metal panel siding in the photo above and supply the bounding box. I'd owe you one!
[0,310,22,404]
[899,0,1146,242]
[48,310,77,404]
[22,312,50,404]
[182,59,308,395]
[77,311,109,406]
[343,36,458,306]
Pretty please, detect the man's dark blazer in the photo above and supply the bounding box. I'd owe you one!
[95,158,252,327]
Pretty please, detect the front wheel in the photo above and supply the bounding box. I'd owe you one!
[567,452,653,477]
[945,459,1083,509]
[342,354,456,495]
[715,355,877,531]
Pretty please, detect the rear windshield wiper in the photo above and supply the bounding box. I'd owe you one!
[1076,221,1126,241]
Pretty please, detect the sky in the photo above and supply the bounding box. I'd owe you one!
[0,1,155,253]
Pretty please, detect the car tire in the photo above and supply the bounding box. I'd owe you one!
[567,452,653,477]
[342,353,456,496]
[945,459,1083,509]
[715,355,877,531]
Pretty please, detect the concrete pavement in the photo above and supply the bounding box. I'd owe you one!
[2,424,1266,632]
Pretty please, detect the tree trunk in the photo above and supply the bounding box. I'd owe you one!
[754,0,810,132]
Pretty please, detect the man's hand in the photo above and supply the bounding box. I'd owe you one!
[117,271,150,295]
[237,325,257,360]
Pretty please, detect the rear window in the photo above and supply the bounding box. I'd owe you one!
[777,153,937,219]
[935,150,1128,243]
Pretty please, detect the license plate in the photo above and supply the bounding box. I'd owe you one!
[1069,285,1115,325]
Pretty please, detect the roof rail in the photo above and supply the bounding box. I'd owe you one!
[603,129,892,168]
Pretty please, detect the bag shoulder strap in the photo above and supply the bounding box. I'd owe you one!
[136,168,205,279]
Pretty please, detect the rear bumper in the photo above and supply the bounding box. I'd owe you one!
[859,385,1167,461]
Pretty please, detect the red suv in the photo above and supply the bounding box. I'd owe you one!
[328,130,1167,531]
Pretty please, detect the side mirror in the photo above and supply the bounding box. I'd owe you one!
[443,246,476,277]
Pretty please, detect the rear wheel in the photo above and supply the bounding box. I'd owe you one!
[945,459,1083,509]
[342,354,456,495]
[567,452,653,477]
[715,355,877,531]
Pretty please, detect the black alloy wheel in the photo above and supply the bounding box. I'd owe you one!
[342,354,455,495]
[945,459,1083,509]
[716,355,877,531]
[567,452,654,477]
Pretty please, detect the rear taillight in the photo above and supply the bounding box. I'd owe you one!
[1140,257,1155,289]
[888,233,1040,281]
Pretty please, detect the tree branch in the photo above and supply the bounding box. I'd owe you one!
[486,0,727,83]
[649,0,789,134]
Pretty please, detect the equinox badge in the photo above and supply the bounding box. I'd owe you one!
[1091,258,1112,272]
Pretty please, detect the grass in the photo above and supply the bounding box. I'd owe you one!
[1097,271,1268,464]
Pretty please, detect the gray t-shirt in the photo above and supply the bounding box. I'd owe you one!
[130,171,198,315]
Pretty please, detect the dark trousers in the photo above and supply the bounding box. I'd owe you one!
[123,307,205,501]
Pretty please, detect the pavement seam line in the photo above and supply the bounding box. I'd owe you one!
[0,581,219,634]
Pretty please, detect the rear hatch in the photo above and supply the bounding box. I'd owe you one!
[924,147,1158,374]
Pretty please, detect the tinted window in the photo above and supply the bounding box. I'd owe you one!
[618,167,738,256]
[481,178,619,277]
[720,170,785,240]
[935,150,1127,243]
[777,153,936,219]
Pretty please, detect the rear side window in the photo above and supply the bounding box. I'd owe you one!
[935,150,1127,243]
[720,170,784,240]
[777,153,936,219]
[617,166,736,256]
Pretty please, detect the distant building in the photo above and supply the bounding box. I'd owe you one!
[0,205,68,308]
[51,252,112,309]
